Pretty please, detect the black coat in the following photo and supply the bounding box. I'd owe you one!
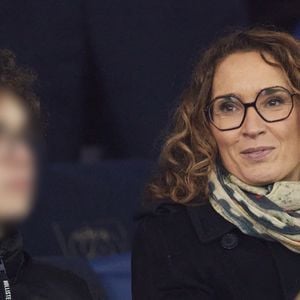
[132,200,300,300]
[0,232,93,299]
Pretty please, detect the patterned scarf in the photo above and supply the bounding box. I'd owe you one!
[208,161,300,253]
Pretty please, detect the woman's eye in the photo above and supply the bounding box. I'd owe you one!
[219,102,238,112]
[266,98,283,106]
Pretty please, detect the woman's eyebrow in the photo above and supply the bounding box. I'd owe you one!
[212,93,241,100]
[212,85,291,101]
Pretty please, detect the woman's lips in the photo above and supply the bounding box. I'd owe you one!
[241,148,274,161]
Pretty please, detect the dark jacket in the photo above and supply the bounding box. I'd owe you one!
[132,200,300,300]
[0,231,93,300]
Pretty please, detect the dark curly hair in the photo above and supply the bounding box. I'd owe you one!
[147,26,300,204]
[0,49,40,129]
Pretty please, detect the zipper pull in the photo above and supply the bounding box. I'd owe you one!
[0,257,11,300]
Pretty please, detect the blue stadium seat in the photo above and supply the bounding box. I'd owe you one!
[22,159,153,257]
[90,252,131,300]
[21,159,152,299]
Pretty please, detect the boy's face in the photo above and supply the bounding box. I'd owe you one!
[0,90,36,224]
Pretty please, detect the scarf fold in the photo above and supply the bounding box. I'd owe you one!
[208,162,300,253]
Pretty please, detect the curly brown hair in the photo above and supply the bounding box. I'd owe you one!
[147,26,300,204]
[0,49,40,128]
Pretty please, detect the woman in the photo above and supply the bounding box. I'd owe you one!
[132,27,300,300]
[0,49,93,299]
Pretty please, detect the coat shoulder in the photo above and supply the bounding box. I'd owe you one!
[136,199,213,235]
[134,200,212,252]
[134,198,237,255]
[136,200,195,231]
[19,255,93,299]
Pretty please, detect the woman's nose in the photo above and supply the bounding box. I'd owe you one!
[241,106,266,137]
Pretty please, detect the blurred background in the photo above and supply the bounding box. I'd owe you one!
[0,0,299,299]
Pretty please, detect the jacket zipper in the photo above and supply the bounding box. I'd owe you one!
[0,257,11,300]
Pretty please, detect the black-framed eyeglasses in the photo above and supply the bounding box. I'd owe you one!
[205,86,299,131]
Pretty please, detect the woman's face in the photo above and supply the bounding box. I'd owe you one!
[210,51,300,185]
